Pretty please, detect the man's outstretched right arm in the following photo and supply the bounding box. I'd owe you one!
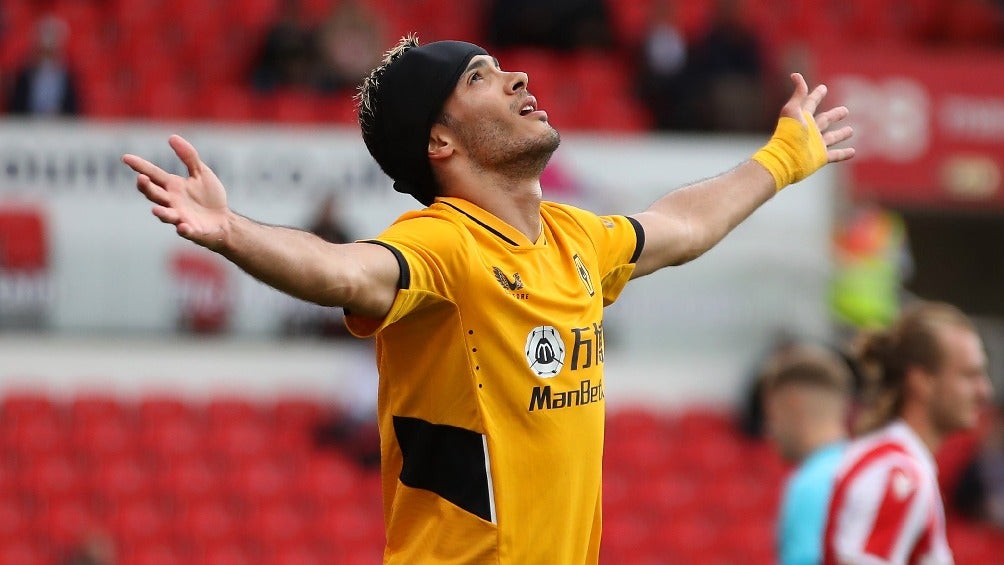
[123,135,400,319]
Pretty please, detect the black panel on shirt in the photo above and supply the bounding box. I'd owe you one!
[625,216,646,264]
[361,240,410,290]
[393,415,492,522]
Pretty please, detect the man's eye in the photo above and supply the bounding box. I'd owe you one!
[470,72,482,83]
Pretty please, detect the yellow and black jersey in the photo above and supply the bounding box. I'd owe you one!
[346,196,644,564]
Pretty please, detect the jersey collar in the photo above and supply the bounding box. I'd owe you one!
[435,197,545,247]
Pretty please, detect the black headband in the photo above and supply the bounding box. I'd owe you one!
[368,40,489,206]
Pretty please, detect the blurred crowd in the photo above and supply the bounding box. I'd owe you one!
[2,0,1003,131]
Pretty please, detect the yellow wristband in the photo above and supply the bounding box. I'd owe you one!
[751,110,827,191]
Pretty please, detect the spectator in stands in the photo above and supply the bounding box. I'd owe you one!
[635,0,694,131]
[761,343,853,565]
[313,0,384,94]
[249,0,315,92]
[953,400,1004,528]
[486,0,613,51]
[685,0,768,131]
[823,301,993,564]
[7,15,79,117]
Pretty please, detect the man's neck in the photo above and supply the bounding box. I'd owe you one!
[902,408,945,454]
[798,422,847,462]
[447,173,544,242]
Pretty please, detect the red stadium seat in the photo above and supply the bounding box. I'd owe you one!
[89,455,153,504]
[138,396,196,426]
[194,542,254,565]
[202,86,262,123]
[20,455,82,499]
[38,496,96,547]
[140,418,204,460]
[178,499,240,546]
[295,455,361,509]
[155,457,221,503]
[0,499,28,544]
[206,398,263,427]
[247,501,310,547]
[70,418,135,459]
[1,392,59,423]
[110,499,171,545]
[69,394,128,426]
[0,541,47,565]
[227,459,293,505]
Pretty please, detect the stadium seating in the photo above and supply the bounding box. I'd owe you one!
[3,393,1000,563]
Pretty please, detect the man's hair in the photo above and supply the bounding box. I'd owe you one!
[853,301,977,433]
[760,343,853,396]
[356,33,420,156]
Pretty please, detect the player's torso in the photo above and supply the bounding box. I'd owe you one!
[378,203,610,564]
[458,207,608,562]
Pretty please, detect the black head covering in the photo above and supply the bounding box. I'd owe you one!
[365,40,488,206]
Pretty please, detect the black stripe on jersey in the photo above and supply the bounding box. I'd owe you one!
[625,216,645,264]
[441,201,519,246]
[393,415,492,522]
[361,240,410,289]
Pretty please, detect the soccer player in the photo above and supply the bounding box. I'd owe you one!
[122,36,854,563]
[762,343,853,565]
[823,302,993,565]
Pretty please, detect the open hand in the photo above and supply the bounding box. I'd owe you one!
[122,135,231,250]
[781,72,855,163]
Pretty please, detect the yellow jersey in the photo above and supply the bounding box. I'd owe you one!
[346,196,644,564]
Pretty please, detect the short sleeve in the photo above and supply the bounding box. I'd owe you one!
[546,203,645,306]
[833,456,930,565]
[344,214,468,337]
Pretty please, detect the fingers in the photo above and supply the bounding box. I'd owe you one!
[804,84,827,116]
[122,154,172,186]
[815,106,849,132]
[822,125,854,147]
[152,205,180,225]
[827,146,856,163]
[168,135,203,178]
[137,174,170,206]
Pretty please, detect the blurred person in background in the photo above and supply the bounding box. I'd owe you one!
[829,202,913,340]
[249,0,315,91]
[762,343,854,565]
[823,301,993,565]
[122,33,853,562]
[486,0,613,51]
[313,0,384,93]
[686,0,768,131]
[635,0,694,131]
[7,15,79,117]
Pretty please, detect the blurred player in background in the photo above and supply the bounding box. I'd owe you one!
[823,301,993,565]
[122,34,853,563]
[762,343,853,565]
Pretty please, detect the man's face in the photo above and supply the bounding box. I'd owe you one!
[764,385,810,462]
[438,54,560,176]
[928,326,993,433]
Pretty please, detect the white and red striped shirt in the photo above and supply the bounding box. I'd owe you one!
[823,420,953,565]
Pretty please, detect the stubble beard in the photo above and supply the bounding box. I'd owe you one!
[461,117,561,182]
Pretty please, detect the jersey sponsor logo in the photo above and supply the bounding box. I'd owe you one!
[573,254,594,297]
[524,326,565,377]
[528,379,604,412]
[602,219,615,228]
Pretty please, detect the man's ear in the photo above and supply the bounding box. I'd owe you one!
[428,123,454,162]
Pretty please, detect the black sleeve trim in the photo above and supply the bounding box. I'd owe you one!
[393,415,492,522]
[625,216,645,264]
[361,240,410,290]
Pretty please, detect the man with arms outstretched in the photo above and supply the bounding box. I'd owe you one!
[123,35,854,564]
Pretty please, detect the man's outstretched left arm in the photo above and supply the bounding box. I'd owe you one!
[629,72,855,278]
